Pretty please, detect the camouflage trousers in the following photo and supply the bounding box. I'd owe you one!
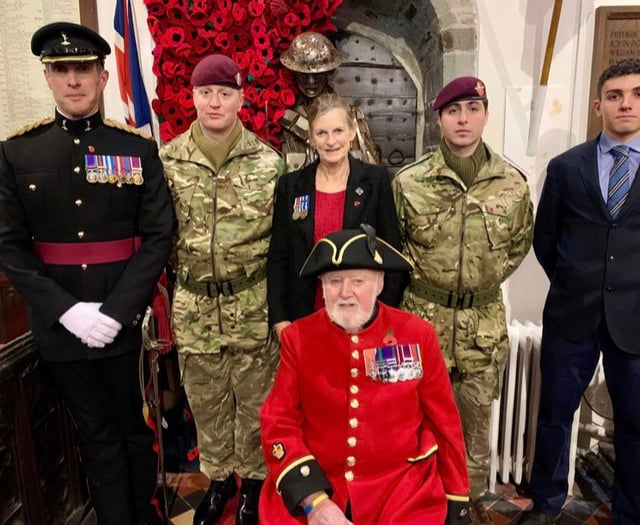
[451,367,504,499]
[179,339,278,481]
[402,294,509,498]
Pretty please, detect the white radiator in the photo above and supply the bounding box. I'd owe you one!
[488,321,580,493]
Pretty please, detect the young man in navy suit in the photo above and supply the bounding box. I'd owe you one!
[518,59,640,525]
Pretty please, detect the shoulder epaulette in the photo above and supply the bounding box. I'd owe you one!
[103,118,152,139]
[6,117,54,139]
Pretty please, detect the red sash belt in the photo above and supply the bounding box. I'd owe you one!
[33,237,141,265]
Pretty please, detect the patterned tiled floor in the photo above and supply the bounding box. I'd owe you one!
[163,472,613,525]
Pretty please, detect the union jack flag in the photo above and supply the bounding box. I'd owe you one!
[114,0,152,134]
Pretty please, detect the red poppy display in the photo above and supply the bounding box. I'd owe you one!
[143,0,343,145]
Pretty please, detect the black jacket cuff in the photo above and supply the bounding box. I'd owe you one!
[278,458,332,516]
[445,500,471,525]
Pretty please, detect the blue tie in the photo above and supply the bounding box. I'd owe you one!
[607,145,630,218]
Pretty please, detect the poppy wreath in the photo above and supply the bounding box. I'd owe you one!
[144,0,343,146]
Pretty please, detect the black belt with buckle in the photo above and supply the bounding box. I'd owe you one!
[178,266,266,298]
[409,279,500,309]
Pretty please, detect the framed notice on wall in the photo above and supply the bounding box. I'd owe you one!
[588,6,640,139]
[0,0,97,140]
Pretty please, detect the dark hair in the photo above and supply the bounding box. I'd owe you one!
[597,58,640,97]
[438,98,488,116]
[307,93,354,131]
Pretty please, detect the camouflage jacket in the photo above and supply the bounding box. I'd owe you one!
[160,126,284,353]
[392,145,533,374]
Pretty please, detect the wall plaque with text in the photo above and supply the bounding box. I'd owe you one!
[588,6,640,139]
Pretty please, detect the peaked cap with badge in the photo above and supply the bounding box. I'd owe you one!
[300,223,413,278]
[31,21,111,63]
[433,76,488,111]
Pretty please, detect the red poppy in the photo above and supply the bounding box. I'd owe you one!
[167,7,187,25]
[218,0,233,12]
[159,120,176,143]
[243,85,259,105]
[191,36,212,56]
[214,32,230,51]
[161,60,186,80]
[293,2,311,25]
[232,51,250,70]
[232,3,247,23]
[144,0,166,17]
[186,8,210,27]
[211,13,231,31]
[177,88,195,110]
[279,87,296,106]
[248,0,266,17]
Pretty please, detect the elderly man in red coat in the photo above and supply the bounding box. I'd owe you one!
[259,224,470,525]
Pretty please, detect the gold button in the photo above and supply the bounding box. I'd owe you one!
[74,166,81,174]
[77,231,84,239]
[347,436,357,447]
[351,335,359,343]
[81,264,87,270]
[28,184,36,191]
[350,399,359,409]
[349,385,359,394]
[344,471,354,482]
[350,368,358,378]
[349,418,358,428]
[136,313,141,319]
[75,199,82,207]
[73,138,80,145]
[300,465,310,477]
[351,350,359,360]
[132,320,138,326]
[346,456,356,467]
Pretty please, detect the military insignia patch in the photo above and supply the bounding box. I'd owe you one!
[272,442,286,460]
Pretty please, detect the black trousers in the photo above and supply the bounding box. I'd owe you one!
[47,350,159,525]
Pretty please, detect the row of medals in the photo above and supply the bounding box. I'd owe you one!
[85,169,144,186]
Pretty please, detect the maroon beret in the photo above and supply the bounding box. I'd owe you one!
[433,76,487,111]
[191,54,242,89]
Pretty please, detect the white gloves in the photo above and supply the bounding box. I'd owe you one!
[59,302,123,348]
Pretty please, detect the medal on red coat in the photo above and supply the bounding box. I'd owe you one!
[363,344,423,382]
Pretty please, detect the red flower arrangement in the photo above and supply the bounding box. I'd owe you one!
[144,0,343,146]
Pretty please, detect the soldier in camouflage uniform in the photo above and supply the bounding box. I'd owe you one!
[280,31,380,171]
[160,55,284,525]
[393,77,533,525]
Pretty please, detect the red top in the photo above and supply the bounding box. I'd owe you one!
[313,189,346,310]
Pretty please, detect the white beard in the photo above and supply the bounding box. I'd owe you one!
[324,285,379,334]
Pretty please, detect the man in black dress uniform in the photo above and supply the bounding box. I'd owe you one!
[0,22,174,525]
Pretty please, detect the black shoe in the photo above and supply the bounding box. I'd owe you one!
[193,474,238,525]
[515,510,560,524]
[235,478,263,525]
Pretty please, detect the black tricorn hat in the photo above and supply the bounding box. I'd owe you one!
[31,22,111,63]
[300,224,413,278]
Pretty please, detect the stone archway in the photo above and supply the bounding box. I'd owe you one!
[332,0,478,158]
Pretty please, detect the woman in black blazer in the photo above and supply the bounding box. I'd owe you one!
[267,93,406,338]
